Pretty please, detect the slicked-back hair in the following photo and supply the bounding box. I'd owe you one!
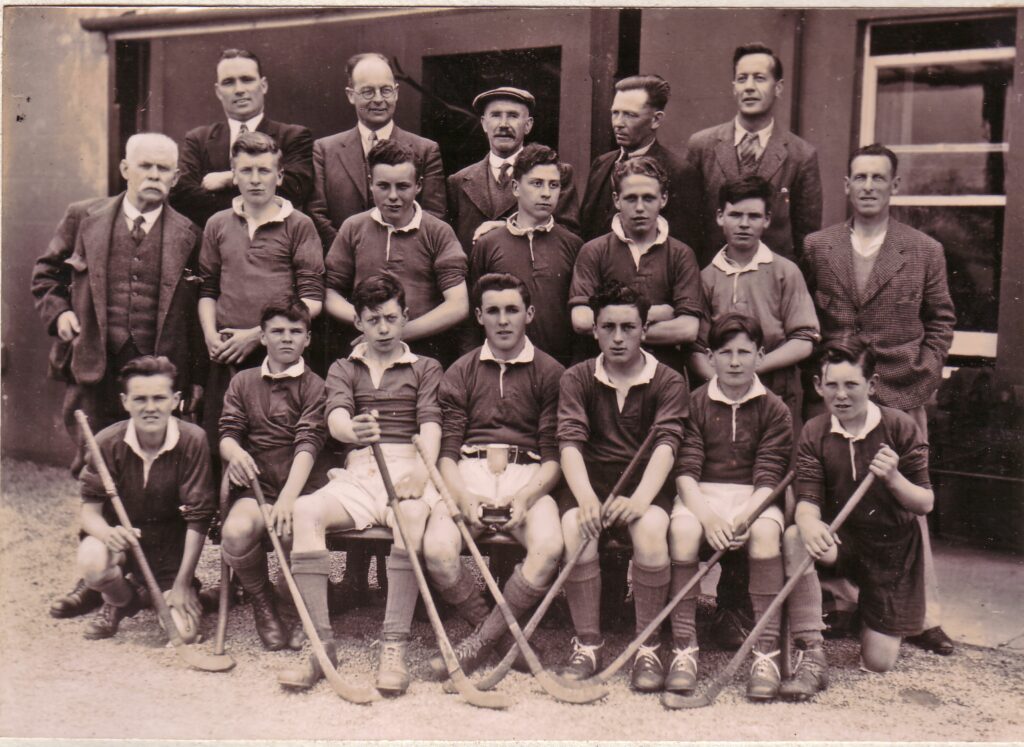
[817,335,877,380]
[231,131,281,163]
[512,143,560,182]
[260,297,311,330]
[367,139,420,181]
[718,175,774,213]
[612,155,669,194]
[473,272,532,310]
[118,355,179,393]
[352,273,407,315]
[588,280,651,326]
[708,312,764,351]
[219,48,262,77]
[848,143,899,177]
[733,42,783,80]
[345,52,393,85]
[615,74,671,111]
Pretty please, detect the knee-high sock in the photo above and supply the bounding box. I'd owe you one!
[436,561,489,627]
[565,558,602,644]
[632,561,670,646]
[89,564,133,607]
[222,543,269,595]
[716,550,751,613]
[788,567,826,647]
[669,561,701,647]
[477,564,547,645]
[749,556,784,652]
[382,547,419,638]
[291,550,332,641]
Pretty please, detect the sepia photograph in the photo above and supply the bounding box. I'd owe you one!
[1,3,1022,742]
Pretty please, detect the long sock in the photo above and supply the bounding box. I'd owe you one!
[436,562,488,627]
[90,565,133,607]
[222,543,269,595]
[632,561,670,646]
[564,558,602,644]
[477,564,547,645]
[382,547,419,638]
[717,550,751,613]
[669,561,700,645]
[749,556,785,651]
[291,550,331,641]
[787,567,826,647]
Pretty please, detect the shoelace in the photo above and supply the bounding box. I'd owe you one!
[636,643,661,665]
[569,636,603,666]
[751,649,781,678]
[669,645,699,672]
[380,641,405,667]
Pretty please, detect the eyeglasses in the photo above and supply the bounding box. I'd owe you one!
[348,86,397,101]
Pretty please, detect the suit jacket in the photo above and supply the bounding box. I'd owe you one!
[803,219,956,411]
[446,156,580,251]
[170,117,314,228]
[579,139,701,247]
[308,125,446,249]
[31,194,205,388]
[687,120,822,267]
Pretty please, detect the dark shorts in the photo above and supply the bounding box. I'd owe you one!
[556,460,677,516]
[228,445,334,505]
[832,521,925,637]
[130,530,187,591]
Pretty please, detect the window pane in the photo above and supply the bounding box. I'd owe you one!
[895,152,1006,195]
[891,205,1003,333]
[870,15,1016,56]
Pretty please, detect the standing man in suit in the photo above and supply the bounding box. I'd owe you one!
[308,52,446,251]
[171,48,313,228]
[31,132,205,619]
[687,43,822,267]
[803,142,957,656]
[447,86,580,252]
[580,74,699,247]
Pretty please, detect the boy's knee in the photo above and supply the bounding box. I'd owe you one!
[861,628,901,672]
[530,526,565,567]
[77,538,117,586]
[423,524,461,574]
[748,518,781,560]
[631,514,670,566]
[669,515,702,561]
[783,525,808,575]
[221,509,263,548]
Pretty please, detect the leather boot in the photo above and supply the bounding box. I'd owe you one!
[278,640,338,690]
[84,587,143,640]
[779,644,829,701]
[250,583,288,651]
[376,634,410,695]
[429,621,495,680]
[50,579,102,619]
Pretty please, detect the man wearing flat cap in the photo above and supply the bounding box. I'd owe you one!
[447,86,580,252]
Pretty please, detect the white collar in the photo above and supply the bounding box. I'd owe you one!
[611,214,670,266]
[370,201,422,233]
[349,340,418,366]
[735,117,774,149]
[708,374,767,405]
[479,337,536,365]
[261,356,305,380]
[358,120,394,149]
[618,137,656,161]
[124,416,180,462]
[711,241,775,275]
[830,401,883,442]
[489,148,523,173]
[232,196,293,237]
[594,349,658,390]
[122,197,163,233]
[506,212,554,236]
[229,114,264,142]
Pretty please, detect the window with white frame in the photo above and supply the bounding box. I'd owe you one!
[860,15,1016,359]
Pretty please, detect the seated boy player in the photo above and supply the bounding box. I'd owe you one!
[671,313,792,699]
[423,272,565,677]
[218,299,326,651]
[780,336,934,701]
[557,281,688,690]
[277,274,442,696]
[76,356,215,640]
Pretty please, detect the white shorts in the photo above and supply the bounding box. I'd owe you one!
[308,443,439,531]
[456,457,544,508]
[671,482,785,532]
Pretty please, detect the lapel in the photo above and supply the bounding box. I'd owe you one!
[757,127,787,181]
[335,127,370,205]
[257,117,277,137]
[206,121,231,173]
[824,223,858,304]
[460,157,496,217]
[860,221,906,306]
[713,122,741,182]
[156,207,196,339]
[79,195,123,333]
[592,150,619,195]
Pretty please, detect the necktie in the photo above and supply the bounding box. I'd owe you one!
[737,131,760,175]
[367,130,378,154]
[130,215,146,244]
[238,123,249,135]
[498,162,512,188]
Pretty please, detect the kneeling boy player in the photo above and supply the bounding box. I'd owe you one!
[76,356,215,640]
[277,274,443,696]
[423,272,566,677]
[218,299,326,651]
[558,281,688,690]
[671,313,792,699]
[780,336,934,700]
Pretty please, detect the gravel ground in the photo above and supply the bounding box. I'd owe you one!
[1,457,1022,741]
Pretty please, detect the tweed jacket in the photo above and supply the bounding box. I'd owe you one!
[803,219,956,411]
[579,139,701,247]
[686,120,822,267]
[308,125,446,250]
[446,155,580,251]
[30,194,205,388]
[171,117,314,228]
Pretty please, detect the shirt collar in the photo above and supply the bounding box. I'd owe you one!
[358,120,395,150]
[370,201,422,232]
[229,113,264,141]
[594,349,658,390]
[711,241,775,275]
[618,137,656,161]
[506,212,554,236]
[123,416,180,461]
[261,356,306,380]
[735,117,774,149]
[489,148,523,172]
[122,197,163,231]
[830,401,883,442]
[848,221,889,259]
[349,341,419,366]
[707,374,767,405]
[231,195,294,224]
[611,214,669,249]
[479,337,536,365]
